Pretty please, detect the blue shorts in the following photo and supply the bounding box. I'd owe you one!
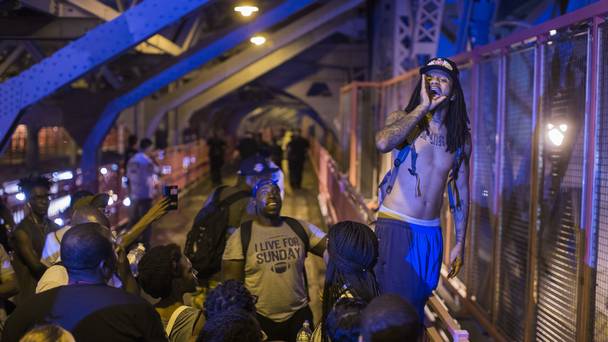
[374,217,443,319]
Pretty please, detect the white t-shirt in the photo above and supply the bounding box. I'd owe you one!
[126,152,159,200]
[40,226,71,267]
[223,219,325,322]
[36,265,123,294]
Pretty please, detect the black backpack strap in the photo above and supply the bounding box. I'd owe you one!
[282,217,309,256]
[209,186,227,205]
[282,216,311,301]
[240,220,253,260]
[219,190,251,208]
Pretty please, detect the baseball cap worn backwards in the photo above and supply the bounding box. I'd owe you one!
[420,57,459,80]
[238,154,279,176]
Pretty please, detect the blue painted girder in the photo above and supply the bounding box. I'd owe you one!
[80,0,317,184]
[0,0,210,149]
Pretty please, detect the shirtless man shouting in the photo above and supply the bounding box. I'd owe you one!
[374,57,471,317]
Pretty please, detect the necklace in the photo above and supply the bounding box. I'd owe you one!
[420,129,446,147]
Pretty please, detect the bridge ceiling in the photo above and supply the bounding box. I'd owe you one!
[142,0,363,140]
[77,0,322,182]
[0,0,221,151]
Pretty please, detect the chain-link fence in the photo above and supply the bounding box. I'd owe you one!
[335,5,608,341]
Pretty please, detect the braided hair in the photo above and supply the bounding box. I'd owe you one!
[321,221,380,342]
[137,244,182,299]
[197,309,262,342]
[404,75,470,153]
[204,280,257,319]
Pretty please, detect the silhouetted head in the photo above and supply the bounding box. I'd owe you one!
[61,223,115,282]
[325,297,367,342]
[197,309,262,342]
[71,205,110,228]
[127,135,138,147]
[360,294,421,342]
[19,324,75,342]
[204,280,257,319]
[139,138,153,153]
[138,244,198,299]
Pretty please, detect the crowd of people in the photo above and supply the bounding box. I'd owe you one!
[0,149,422,342]
[0,56,470,341]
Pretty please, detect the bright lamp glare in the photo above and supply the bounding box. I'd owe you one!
[250,36,266,45]
[100,167,108,175]
[548,128,565,146]
[15,192,26,201]
[549,29,557,36]
[54,218,64,226]
[123,197,131,207]
[559,124,568,132]
[234,5,259,16]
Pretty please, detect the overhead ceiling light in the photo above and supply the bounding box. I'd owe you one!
[235,5,259,17]
[250,35,266,46]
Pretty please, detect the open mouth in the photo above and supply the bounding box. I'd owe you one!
[430,87,441,98]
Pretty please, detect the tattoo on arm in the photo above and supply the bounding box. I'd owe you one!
[376,106,427,153]
[454,142,471,246]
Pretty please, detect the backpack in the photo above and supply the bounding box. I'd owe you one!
[184,186,250,279]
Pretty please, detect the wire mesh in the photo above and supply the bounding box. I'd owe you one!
[594,24,608,342]
[357,86,381,198]
[339,90,352,173]
[535,32,587,342]
[468,58,499,315]
[496,48,535,342]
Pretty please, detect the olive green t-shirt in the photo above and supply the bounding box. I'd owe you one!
[223,219,325,322]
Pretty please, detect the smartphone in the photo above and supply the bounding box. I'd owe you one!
[163,185,179,211]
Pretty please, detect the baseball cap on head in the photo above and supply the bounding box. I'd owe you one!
[238,154,279,176]
[72,193,110,210]
[419,57,459,80]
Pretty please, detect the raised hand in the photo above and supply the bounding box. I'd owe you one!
[420,74,448,113]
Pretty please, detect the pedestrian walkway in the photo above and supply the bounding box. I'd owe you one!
[149,159,327,322]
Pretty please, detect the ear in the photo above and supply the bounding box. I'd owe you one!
[172,260,181,277]
[99,259,114,279]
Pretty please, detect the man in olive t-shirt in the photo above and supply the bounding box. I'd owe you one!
[222,180,326,341]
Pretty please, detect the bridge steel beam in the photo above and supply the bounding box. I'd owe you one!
[145,0,363,138]
[64,0,184,55]
[0,0,210,152]
[80,0,318,186]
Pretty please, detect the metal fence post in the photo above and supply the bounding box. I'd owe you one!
[577,15,603,342]
[492,50,507,325]
[523,35,546,342]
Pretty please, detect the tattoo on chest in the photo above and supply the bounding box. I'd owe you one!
[420,130,446,147]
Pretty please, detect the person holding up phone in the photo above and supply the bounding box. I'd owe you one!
[126,138,161,248]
